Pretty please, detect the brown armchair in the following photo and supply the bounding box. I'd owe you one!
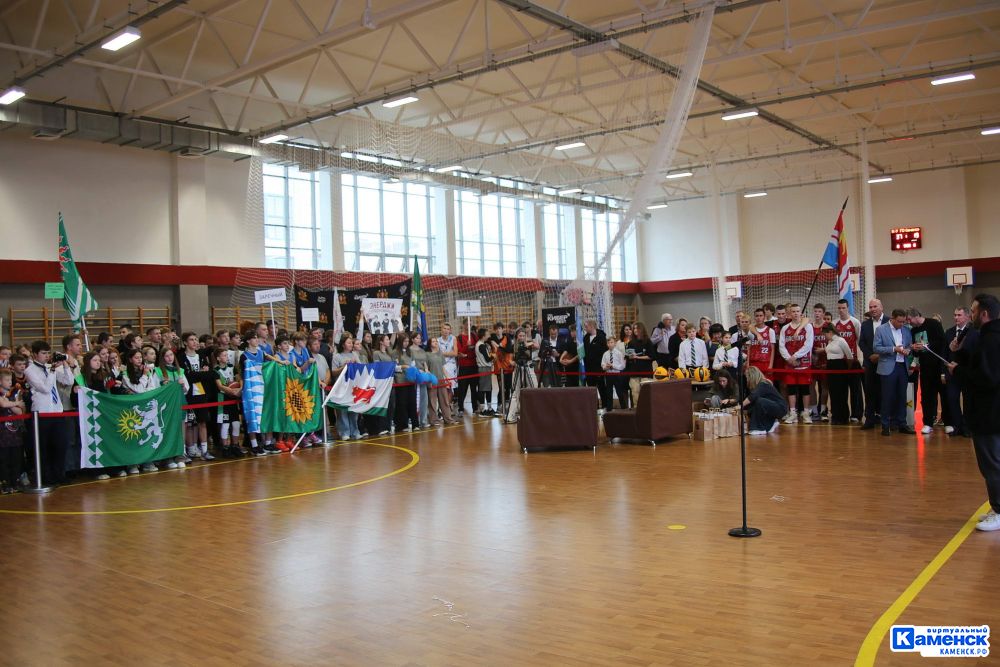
[603,379,693,445]
[516,387,599,452]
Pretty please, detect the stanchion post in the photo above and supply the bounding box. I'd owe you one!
[23,412,55,495]
[729,344,760,538]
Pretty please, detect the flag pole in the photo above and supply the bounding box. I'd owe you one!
[81,315,91,351]
[803,197,849,311]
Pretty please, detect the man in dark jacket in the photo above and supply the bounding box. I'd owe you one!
[907,307,946,434]
[944,306,979,437]
[859,299,890,429]
[948,293,1000,532]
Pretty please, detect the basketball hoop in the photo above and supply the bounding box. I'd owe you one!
[946,266,972,297]
[953,281,965,295]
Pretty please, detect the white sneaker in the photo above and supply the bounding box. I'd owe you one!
[140,463,158,473]
[769,420,780,433]
[176,461,186,469]
[975,512,1000,532]
[127,465,140,475]
[782,410,798,424]
[165,462,178,469]
[980,509,997,522]
[199,444,216,461]
[944,425,955,434]
[920,425,932,434]
[800,411,813,424]
[748,430,768,436]
[186,445,199,459]
[96,473,111,480]
[117,470,128,478]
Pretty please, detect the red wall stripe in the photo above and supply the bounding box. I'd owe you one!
[1,258,994,294]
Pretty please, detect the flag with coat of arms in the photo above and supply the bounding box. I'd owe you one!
[819,198,854,316]
[325,362,395,415]
[78,382,184,468]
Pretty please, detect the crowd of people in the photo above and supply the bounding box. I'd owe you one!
[1,293,998,532]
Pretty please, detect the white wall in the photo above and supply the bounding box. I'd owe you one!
[639,194,740,281]
[0,133,255,267]
[639,164,1000,281]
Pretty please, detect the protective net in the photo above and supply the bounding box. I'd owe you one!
[712,268,867,328]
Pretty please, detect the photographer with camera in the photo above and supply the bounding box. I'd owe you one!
[24,340,76,486]
[539,324,563,387]
[503,328,539,423]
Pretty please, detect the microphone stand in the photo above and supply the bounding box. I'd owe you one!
[729,336,762,538]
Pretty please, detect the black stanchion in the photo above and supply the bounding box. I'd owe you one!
[729,339,760,538]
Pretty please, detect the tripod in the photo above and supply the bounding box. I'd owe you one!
[539,357,561,387]
[504,362,538,423]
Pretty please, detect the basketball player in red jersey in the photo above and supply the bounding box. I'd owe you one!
[779,304,814,424]
[810,304,829,421]
[770,303,789,394]
[747,308,776,374]
[834,298,863,421]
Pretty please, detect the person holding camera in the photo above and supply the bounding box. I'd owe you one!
[24,340,76,486]
[539,324,563,387]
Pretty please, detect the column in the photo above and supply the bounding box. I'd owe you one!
[859,130,876,308]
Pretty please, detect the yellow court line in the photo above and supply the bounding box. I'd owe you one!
[0,442,419,516]
[854,501,991,666]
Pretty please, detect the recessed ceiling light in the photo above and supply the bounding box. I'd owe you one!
[867,176,893,184]
[382,96,418,108]
[558,188,582,195]
[665,171,693,179]
[930,72,975,86]
[743,191,767,198]
[258,133,288,144]
[101,26,141,51]
[721,109,758,121]
[554,141,586,151]
[0,86,26,105]
[981,127,1000,136]
[646,203,668,210]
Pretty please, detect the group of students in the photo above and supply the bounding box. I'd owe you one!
[0,319,476,491]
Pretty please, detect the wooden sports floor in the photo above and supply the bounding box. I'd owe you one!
[0,416,996,666]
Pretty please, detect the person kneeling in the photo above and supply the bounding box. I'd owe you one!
[742,366,785,435]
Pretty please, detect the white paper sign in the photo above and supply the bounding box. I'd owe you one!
[361,298,403,335]
[300,307,320,323]
[456,299,482,316]
[254,288,287,305]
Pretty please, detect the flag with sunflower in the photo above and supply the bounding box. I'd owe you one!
[78,382,184,468]
[261,363,323,433]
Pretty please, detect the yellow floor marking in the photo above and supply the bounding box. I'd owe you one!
[667,524,687,530]
[854,501,991,666]
[0,442,418,516]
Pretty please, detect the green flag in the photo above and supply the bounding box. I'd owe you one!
[78,383,185,468]
[58,213,99,329]
[411,255,426,336]
[261,363,322,433]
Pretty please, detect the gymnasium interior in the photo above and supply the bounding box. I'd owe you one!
[1,0,999,664]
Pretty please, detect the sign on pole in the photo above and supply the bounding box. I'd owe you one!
[300,307,320,324]
[44,282,65,299]
[456,299,482,317]
[254,288,287,305]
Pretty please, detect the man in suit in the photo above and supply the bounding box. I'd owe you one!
[859,298,891,429]
[874,308,916,436]
[582,319,608,410]
[944,306,979,437]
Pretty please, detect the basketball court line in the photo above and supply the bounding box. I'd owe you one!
[0,441,419,516]
[854,500,991,666]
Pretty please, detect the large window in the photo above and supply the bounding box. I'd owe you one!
[342,175,433,272]
[263,164,330,269]
[542,203,573,279]
[454,190,529,277]
[581,197,637,281]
